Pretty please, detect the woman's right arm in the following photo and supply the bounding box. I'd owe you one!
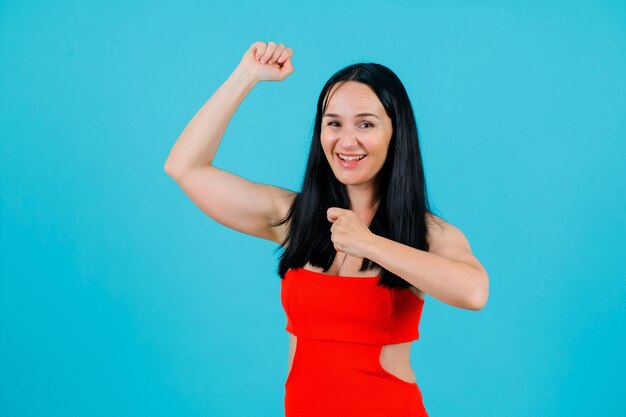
[164,41,296,245]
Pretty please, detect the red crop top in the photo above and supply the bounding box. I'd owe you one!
[280,267,425,345]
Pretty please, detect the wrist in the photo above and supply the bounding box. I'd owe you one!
[364,233,382,261]
[231,65,260,87]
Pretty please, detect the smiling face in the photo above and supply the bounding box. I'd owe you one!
[320,81,393,191]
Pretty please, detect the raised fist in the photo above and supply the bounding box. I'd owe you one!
[237,41,295,82]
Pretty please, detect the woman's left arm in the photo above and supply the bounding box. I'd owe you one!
[328,207,489,311]
[364,215,489,311]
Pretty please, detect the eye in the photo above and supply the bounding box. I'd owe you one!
[325,120,374,128]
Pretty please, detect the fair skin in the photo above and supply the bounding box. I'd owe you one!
[164,41,489,387]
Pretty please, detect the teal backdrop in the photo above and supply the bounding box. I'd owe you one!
[1,0,625,416]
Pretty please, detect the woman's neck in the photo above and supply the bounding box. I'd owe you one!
[347,186,380,217]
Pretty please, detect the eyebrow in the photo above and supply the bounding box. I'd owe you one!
[322,112,380,120]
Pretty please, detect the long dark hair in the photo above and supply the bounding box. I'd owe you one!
[272,62,439,288]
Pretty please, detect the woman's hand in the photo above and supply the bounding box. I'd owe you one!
[327,208,377,258]
[235,41,295,83]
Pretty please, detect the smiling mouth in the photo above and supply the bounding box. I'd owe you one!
[336,153,367,167]
[337,153,366,161]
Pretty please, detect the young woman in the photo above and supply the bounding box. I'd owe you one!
[165,40,489,417]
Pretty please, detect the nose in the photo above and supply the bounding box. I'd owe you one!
[335,125,361,147]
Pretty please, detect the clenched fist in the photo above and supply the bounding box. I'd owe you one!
[327,207,377,258]
[236,41,295,82]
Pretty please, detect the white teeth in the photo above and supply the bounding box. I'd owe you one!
[338,154,365,161]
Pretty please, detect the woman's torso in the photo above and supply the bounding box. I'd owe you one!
[274,194,426,385]
[287,260,424,385]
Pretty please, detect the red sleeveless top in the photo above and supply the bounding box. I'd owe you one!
[281,267,425,345]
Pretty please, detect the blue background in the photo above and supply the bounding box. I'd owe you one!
[2,0,625,416]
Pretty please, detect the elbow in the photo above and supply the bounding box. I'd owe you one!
[164,160,186,179]
[164,160,176,175]
[467,269,489,311]
[164,159,210,179]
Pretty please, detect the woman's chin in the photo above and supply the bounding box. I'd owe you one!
[333,173,374,187]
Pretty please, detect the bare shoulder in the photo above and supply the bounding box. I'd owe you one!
[424,213,485,272]
[425,212,463,247]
